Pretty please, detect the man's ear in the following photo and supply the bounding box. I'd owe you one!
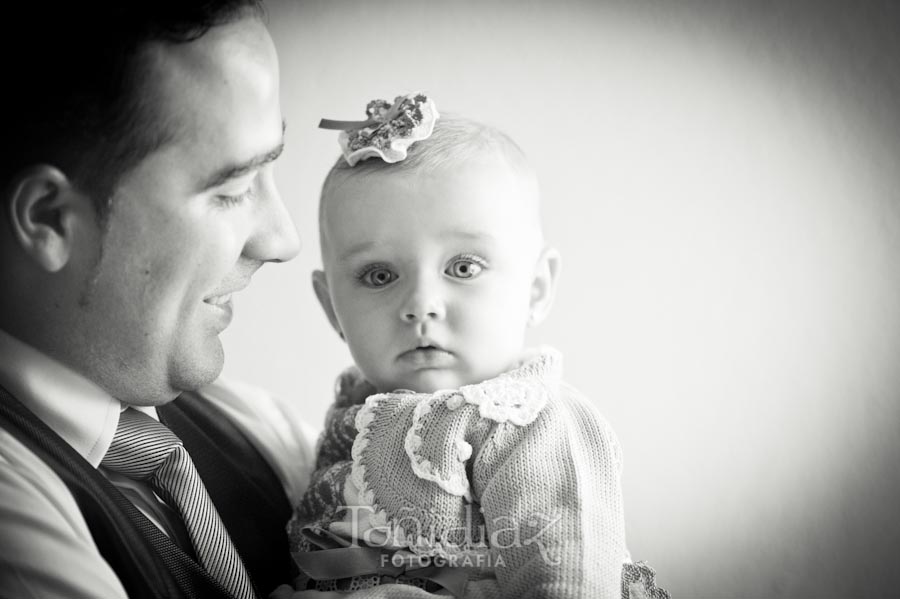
[312,269,345,341]
[5,165,86,272]
[528,246,561,327]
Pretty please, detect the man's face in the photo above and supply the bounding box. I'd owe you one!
[70,17,299,405]
[319,158,543,393]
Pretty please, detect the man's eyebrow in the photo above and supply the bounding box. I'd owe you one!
[199,121,287,191]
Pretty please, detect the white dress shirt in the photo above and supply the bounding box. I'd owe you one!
[0,328,317,599]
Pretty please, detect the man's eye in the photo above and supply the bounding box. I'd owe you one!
[215,173,260,207]
[359,267,397,288]
[216,187,255,207]
[445,255,487,279]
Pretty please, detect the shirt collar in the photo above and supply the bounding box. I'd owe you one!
[0,328,157,467]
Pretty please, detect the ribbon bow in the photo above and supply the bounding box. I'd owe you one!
[293,528,471,596]
[319,93,439,166]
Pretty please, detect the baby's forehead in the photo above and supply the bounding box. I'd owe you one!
[319,160,542,256]
[325,149,537,203]
[324,159,538,221]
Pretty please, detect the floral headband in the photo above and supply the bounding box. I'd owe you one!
[318,92,440,166]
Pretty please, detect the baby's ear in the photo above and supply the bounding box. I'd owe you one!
[311,270,344,341]
[528,246,561,327]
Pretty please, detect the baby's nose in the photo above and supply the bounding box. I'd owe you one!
[403,308,444,322]
[401,290,446,322]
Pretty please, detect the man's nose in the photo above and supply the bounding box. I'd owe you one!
[243,174,301,263]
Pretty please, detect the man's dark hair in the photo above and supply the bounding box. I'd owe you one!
[2,1,265,221]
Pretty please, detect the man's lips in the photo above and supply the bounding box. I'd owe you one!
[203,285,248,327]
[204,281,250,307]
[204,293,233,306]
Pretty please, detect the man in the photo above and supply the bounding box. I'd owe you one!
[0,2,314,598]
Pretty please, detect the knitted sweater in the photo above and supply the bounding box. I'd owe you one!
[290,348,629,598]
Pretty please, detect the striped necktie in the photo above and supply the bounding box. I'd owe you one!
[103,408,257,599]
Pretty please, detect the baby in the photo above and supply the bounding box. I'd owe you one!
[289,94,666,599]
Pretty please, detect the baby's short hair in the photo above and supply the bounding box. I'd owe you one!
[320,114,533,211]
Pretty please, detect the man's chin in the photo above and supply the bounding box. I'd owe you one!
[168,340,225,397]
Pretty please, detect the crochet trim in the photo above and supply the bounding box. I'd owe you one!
[349,347,562,554]
[404,394,473,499]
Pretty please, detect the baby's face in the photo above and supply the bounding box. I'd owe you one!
[318,158,545,393]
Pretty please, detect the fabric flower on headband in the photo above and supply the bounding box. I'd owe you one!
[319,93,439,166]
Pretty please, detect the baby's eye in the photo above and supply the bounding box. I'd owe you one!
[358,266,397,288]
[445,255,487,280]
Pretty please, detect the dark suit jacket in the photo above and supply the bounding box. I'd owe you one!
[0,384,298,599]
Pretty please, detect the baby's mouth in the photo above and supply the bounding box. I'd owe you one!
[398,344,454,367]
[414,338,446,351]
[412,345,448,356]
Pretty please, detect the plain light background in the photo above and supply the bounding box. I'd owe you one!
[221,1,900,597]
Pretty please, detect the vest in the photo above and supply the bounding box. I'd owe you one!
[0,384,298,599]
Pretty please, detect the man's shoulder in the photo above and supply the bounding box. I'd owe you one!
[0,426,89,555]
[195,376,318,505]
[0,426,66,493]
[0,429,130,597]
[196,376,319,449]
